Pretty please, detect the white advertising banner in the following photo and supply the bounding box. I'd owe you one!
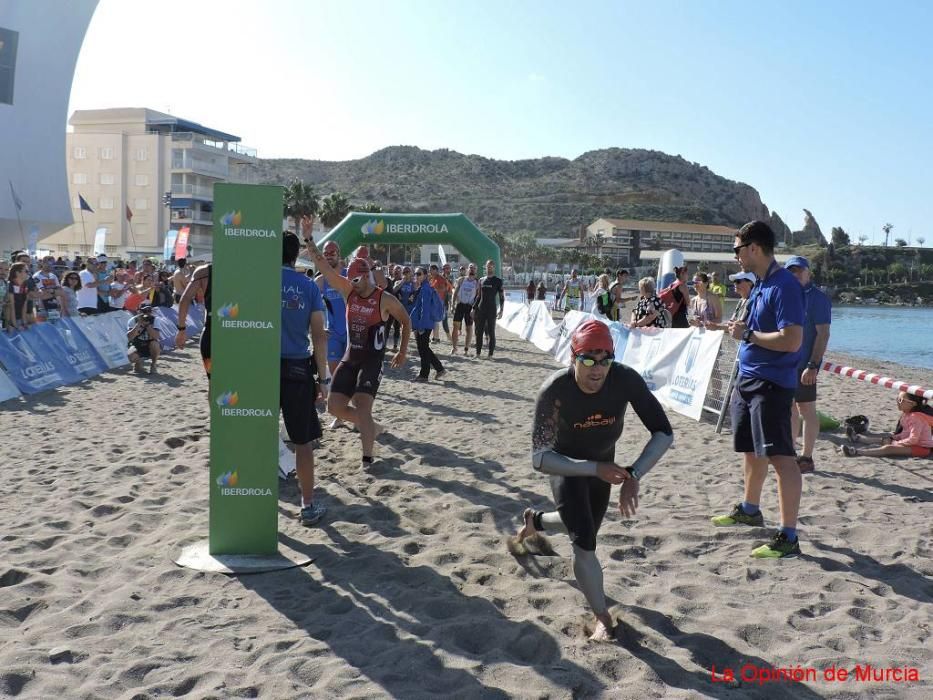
[498,302,724,421]
[661,328,724,420]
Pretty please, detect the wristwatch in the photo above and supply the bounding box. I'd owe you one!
[624,466,639,481]
[806,361,820,370]
[177,324,187,330]
[741,327,754,343]
[320,377,332,385]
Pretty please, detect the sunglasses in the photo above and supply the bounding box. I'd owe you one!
[575,353,613,367]
[350,276,363,284]
[415,272,424,277]
[733,243,751,255]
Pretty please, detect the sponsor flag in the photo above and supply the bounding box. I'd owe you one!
[9,180,23,211]
[125,204,133,221]
[437,244,447,266]
[94,227,107,255]
[78,194,94,213]
[163,230,178,261]
[174,226,190,260]
[27,226,39,256]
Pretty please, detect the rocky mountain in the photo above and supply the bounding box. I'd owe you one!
[254,146,790,239]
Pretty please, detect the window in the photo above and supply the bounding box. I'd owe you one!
[100,173,115,185]
[0,28,18,105]
[136,148,148,161]
[134,198,148,210]
[72,173,87,185]
[99,197,114,210]
[100,147,113,160]
[135,174,149,186]
[73,147,87,160]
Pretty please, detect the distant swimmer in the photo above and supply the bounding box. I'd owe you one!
[303,218,412,468]
[510,319,673,642]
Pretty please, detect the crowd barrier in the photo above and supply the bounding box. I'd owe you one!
[0,305,205,404]
[497,300,733,421]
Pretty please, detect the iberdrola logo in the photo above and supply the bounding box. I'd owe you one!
[221,211,243,226]
[217,303,239,318]
[216,470,239,487]
[361,219,385,236]
[215,391,239,407]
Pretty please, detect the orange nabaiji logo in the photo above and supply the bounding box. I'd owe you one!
[573,413,616,429]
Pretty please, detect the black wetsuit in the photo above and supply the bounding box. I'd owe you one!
[474,274,504,356]
[670,287,689,328]
[532,363,672,550]
[200,265,212,376]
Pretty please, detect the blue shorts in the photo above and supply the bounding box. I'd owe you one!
[327,333,347,363]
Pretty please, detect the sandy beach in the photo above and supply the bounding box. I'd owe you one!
[1,332,930,699]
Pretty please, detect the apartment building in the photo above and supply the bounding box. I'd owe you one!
[45,108,257,258]
[585,218,738,265]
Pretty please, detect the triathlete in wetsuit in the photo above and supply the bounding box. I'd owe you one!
[513,319,673,642]
[303,220,412,467]
[175,263,211,376]
[473,259,504,358]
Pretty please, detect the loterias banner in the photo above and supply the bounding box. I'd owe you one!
[209,184,282,554]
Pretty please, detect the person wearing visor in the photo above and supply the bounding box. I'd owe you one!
[511,319,673,642]
[302,218,412,468]
[702,271,756,331]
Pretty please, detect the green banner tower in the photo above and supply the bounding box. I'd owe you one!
[209,184,282,555]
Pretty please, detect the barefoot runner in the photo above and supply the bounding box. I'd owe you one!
[303,217,412,468]
[512,319,673,642]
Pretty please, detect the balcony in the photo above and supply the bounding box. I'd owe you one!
[172,209,214,225]
[171,153,229,179]
[171,183,214,199]
[171,131,257,161]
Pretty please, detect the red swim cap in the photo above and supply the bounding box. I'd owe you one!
[347,258,371,280]
[570,319,614,356]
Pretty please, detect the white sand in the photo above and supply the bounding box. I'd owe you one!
[1,335,930,698]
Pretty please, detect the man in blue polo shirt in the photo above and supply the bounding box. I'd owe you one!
[711,221,805,558]
[281,233,329,526]
[785,256,832,474]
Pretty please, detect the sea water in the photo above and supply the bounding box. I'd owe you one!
[506,291,932,370]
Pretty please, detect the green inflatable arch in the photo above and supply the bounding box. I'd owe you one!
[318,212,501,273]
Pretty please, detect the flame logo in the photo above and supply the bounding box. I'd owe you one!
[221,211,243,226]
[216,470,239,487]
[360,219,385,235]
[216,391,239,407]
[217,303,239,318]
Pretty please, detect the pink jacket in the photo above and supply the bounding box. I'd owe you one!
[892,412,933,448]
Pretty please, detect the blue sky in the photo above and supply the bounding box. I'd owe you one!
[69,0,932,245]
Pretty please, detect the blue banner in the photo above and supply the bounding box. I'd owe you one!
[47,318,110,379]
[27,323,84,385]
[0,330,69,394]
[0,366,21,403]
[73,313,131,369]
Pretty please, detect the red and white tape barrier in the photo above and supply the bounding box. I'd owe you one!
[822,361,932,400]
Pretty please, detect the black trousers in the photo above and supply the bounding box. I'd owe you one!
[416,330,443,377]
[474,311,496,356]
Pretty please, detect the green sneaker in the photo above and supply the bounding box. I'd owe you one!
[711,503,764,527]
[751,532,801,559]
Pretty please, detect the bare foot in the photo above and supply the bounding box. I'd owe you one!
[133,360,144,373]
[516,508,535,543]
[148,361,157,375]
[588,616,616,643]
[328,417,344,429]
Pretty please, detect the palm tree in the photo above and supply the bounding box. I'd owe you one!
[857,234,868,246]
[917,236,926,248]
[320,192,351,230]
[283,179,319,234]
[882,222,893,247]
